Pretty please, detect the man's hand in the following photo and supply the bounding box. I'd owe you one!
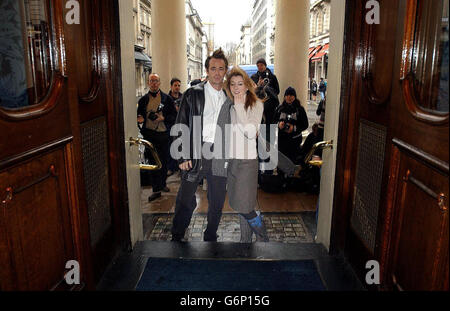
[278,121,285,130]
[287,124,294,134]
[179,160,192,171]
[137,115,144,123]
[257,78,265,87]
[155,112,164,122]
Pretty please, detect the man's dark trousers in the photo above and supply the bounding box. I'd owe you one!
[142,129,169,192]
[171,158,227,241]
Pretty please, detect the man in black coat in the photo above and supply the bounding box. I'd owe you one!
[137,73,177,201]
[170,49,229,242]
[318,77,327,100]
[251,58,280,96]
[167,77,183,176]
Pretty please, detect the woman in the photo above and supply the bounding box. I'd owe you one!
[274,86,309,165]
[311,80,318,101]
[224,66,269,242]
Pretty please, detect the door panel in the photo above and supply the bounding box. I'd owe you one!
[0,148,75,290]
[333,0,449,290]
[387,142,448,290]
[0,0,128,290]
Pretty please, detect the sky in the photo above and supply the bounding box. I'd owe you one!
[190,0,254,48]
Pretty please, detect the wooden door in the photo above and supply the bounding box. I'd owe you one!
[0,0,128,290]
[331,0,449,290]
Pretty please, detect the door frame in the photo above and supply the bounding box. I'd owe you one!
[315,0,347,252]
[114,0,143,249]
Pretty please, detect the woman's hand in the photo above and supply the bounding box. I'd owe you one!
[234,91,246,106]
[179,160,192,171]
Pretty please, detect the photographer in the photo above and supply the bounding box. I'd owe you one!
[251,58,280,96]
[168,77,183,113]
[274,87,309,164]
[255,83,279,133]
[167,77,183,176]
[137,73,177,202]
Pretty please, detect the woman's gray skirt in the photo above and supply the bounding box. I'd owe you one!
[227,159,259,214]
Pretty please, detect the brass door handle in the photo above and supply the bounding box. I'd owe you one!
[305,140,334,167]
[129,137,162,171]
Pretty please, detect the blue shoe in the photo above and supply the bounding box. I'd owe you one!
[247,212,269,242]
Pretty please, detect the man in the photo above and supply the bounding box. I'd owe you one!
[168,77,183,113]
[137,73,177,201]
[318,77,327,100]
[167,78,183,176]
[171,49,229,242]
[251,58,280,96]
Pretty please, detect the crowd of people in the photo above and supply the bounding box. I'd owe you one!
[137,49,326,243]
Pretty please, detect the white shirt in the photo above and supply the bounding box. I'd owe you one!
[229,101,264,159]
[203,81,227,143]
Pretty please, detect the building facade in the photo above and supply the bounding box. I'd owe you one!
[251,0,276,64]
[236,23,252,65]
[133,0,152,97]
[308,0,330,84]
[185,0,204,84]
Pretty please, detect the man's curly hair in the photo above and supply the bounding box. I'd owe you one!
[205,48,229,70]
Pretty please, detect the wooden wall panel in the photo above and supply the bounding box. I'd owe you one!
[0,148,75,290]
[385,142,448,290]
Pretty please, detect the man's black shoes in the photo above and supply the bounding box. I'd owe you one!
[171,234,184,242]
[203,234,219,242]
[148,192,161,202]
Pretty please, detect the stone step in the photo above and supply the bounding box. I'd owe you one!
[134,240,328,260]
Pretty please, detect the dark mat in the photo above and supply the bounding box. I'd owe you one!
[136,257,326,291]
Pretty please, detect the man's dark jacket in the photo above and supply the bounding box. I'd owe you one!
[251,68,280,96]
[274,99,309,139]
[319,80,327,92]
[137,90,177,134]
[172,82,230,182]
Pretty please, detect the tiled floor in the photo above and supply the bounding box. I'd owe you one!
[142,172,318,243]
[145,213,314,243]
[142,174,318,214]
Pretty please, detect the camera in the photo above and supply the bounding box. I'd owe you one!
[280,114,294,132]
[148,103,164,121]
[258,71,270,86]
[174,98,182,108]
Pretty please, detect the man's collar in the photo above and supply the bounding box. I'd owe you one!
[205,81,224,94]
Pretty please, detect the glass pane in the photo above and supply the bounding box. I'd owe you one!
[437,0,449,112]
[412,0,449,113]
[0,0,51,109]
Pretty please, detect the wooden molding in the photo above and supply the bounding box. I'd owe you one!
[392,137,449,175]
[79,0,102,104]
[361,18,393,106]
[400,0,449,125]
[79,70,101,104]
[0,72,67,121]
[401,73,449,124]
[0,0,67,121]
